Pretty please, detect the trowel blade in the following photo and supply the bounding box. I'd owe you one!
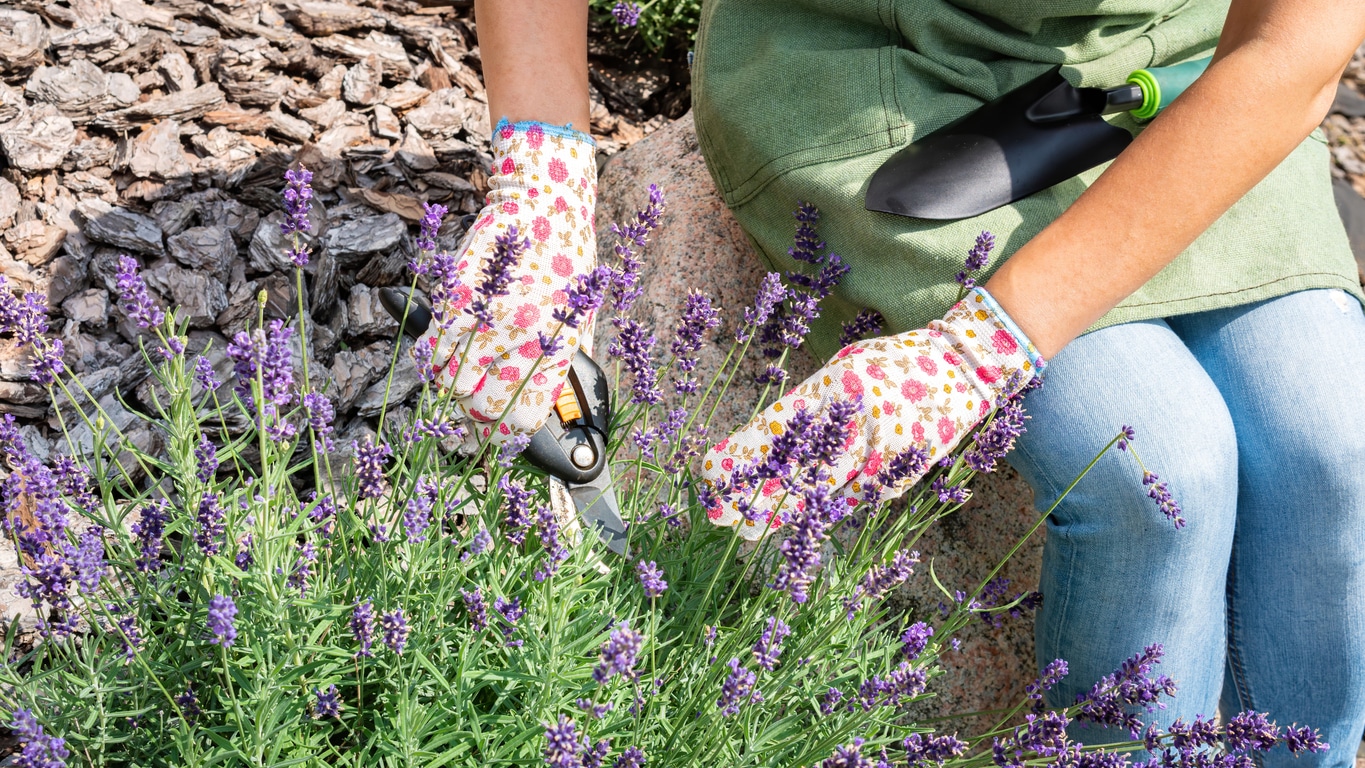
[865,67,1134,221]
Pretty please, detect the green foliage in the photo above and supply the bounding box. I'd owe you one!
[591,0,702,51]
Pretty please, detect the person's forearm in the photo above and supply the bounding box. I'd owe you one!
[986,1,1365,358]
[475,0,591,131]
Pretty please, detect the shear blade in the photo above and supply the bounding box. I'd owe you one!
[566,468,629,557]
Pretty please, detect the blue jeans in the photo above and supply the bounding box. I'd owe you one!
[1007,289,1365,767]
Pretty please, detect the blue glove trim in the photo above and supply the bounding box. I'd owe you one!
[970,286,1047,374]
[494,117,596,146]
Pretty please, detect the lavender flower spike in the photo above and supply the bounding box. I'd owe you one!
[114,256,165,329]
[207,594,238,647]
[417,201,447,253]
[611,2,641,27]
[381,609,409,655]
[10,709,69,768]
[636,560,667,598]
[593,622,643,684]
[468,227,529,330]
[281,166,314,266]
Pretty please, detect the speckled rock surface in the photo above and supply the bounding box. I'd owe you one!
[594,112,1045,721]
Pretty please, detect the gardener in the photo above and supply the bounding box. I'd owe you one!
[425,1,1365,762]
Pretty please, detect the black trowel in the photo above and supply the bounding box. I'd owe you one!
[865,57,1211,220]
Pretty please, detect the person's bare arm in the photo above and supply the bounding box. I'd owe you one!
[474,0,591,131]
[986,1,1365,359]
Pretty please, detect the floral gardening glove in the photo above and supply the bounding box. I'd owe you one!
[417,119,598,441]
[701,287,1045,540]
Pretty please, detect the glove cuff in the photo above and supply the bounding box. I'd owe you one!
[493,118,597,149]
[969,286,1046,374]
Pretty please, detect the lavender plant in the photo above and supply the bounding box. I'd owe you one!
[0,174,1328,768]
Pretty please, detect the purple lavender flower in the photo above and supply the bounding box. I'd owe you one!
[788,203,823,264]
[670,291,720,394]
[609,319,662,405]
[930,476,971,505]
[226,320,295,423]
[1117,424,1136,451]
[112,610,143,662]
[593,622,643,684]
[303,393,335,452]
[131,500,170,573]
[544,715,586,768]
[770,482,840,604]
[963,397,1027,474]
[207,594,238,647]
[614,746,645,768]
[1073,644,1177,738]
[632,407,686,458]
[752,617,791,671]
[534,505,569,582]
[636,561,667,598]
[577,698,614,719]
[500,476,534,545]
[608,184,665,315]
[583,740,611,768]
[194,492,226,556]
[281,167,314,266]
[175,687,201,720]
[114,255,165,329]
[494,596,524,647]
[31,341,63,385]
[817,738,874,768]
[423,250,465,330]
[71,527,105,593]
[195,435,218,483]
[838,309,884,348]
[554,266,613,329]
[1142,471,1186,529]
[463,588,489,632]
[354,438,392,500]
[311,684,341,718]
[737,273,786,344]
[903,733,967,765]
[404,478,435,543]
[381,609,409,655]
[538,330,565,357]
[611,1,641,27]
[498,432,532,468]
[417,201,447,253]
[194,355,219,391]
[820,687,844,715]
[10,709,69,768]
[1283,725,1328,755]
[704,625,717,647]
[287,540,317,596]
[468,227,529,330]
[0,413,26,465]
[717,658,759,716]
[351,598,376,657]
[900,622,935,660]
[1223,711,1281,753]
[846,550,920,617]
[1025,659,1068,710]
[956,231,995,290]
[235,534,254,571]
[466,527,493,559]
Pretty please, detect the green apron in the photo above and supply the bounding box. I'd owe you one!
[692,0,1363,362]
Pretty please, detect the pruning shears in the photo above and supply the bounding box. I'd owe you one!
[378,285,630,556]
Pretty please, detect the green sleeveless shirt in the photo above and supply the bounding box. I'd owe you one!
[692,0,1363,361]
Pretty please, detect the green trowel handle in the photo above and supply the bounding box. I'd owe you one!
[1127,56,1213,119]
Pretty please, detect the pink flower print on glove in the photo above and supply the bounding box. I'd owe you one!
[414,119,598,442]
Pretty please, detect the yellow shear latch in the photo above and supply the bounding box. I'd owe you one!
[554,386,582,423]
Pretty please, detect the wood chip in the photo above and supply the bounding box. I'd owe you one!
[92,83,226,130]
